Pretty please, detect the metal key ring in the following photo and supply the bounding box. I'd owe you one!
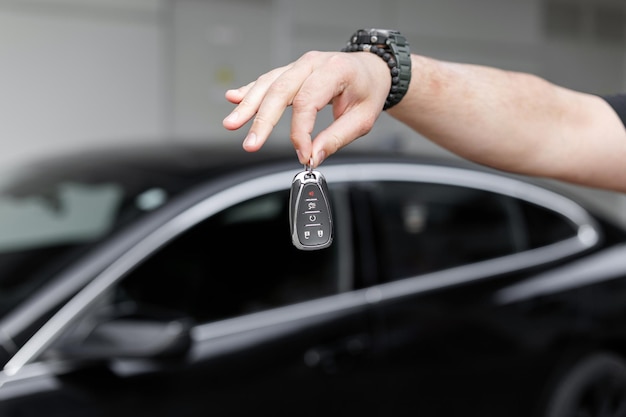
[304,158,314,178]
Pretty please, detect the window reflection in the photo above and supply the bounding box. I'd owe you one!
[365,182,578,281]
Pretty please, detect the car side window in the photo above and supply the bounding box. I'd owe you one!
[365,181,577,281]
[116,190,342,323]
[520,199,579,248]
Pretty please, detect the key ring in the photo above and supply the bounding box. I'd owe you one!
[304,158,314,178]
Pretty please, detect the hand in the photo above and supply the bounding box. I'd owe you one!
[223,51,391,167]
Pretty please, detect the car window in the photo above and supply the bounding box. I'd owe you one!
[0,163,178,320]
[520,199,579,248]
[116,190,343,323]
[0,182,124,252]
[364,181,577,281]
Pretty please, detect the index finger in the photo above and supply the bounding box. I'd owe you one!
[222,65,291,131]
[239,55,321,153]
[289,69,345,164]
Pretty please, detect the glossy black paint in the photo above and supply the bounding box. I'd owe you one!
[0,143,625,417]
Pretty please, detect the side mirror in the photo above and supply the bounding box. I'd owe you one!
[57,317,191,360]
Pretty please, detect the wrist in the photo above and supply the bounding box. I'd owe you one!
[385,55,441,127]
[386,54,420,114]
[341,28,411,110]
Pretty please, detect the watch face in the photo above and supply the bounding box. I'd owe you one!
[352,29,398,46]
[369,28,393,36]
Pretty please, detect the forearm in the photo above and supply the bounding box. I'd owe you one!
[388,55,626,191]
[223,48,626,192]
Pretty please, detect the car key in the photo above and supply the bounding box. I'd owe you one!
[289,161,333,250]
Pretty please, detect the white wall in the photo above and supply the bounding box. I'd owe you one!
[0,0,625,220]
[0,0,167,164]
[1,0,623,155]
[168,0,626,224]
[170,0,274,143]
[170,0,626,151]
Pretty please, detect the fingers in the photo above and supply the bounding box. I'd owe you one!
[222,51,385,164]
[224,52,335,158]
[224,81,254,105]
[244,63,320,153]
[289,62,344,164]
[222,65,290,131]
[223,61,317,153]
[310,105,379,167]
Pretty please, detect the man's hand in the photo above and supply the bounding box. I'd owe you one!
[223,51,390,167]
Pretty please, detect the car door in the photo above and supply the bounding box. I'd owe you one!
[0,173,386,417]
[350,174,601,417]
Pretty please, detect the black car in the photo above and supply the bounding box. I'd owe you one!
[0,143,625,417]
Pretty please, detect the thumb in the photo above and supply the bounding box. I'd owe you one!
[311,105,381,166]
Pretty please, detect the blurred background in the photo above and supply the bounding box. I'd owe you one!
[0,0,624,220]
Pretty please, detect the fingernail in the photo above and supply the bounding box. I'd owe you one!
[295,149,304,163]
[315,150,326,166]
[224,111,239,124]
[243,132,257,147]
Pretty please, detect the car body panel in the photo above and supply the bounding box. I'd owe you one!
[0,144,623,416]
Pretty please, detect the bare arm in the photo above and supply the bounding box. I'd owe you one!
[391,55,626,192]
[223,51,626,192]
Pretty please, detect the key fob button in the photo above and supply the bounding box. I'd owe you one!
[289,169,333,250]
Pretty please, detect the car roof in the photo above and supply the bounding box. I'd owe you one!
[8,140,601,208]
[31,143,296,176]
[67,141,488,172]
[18,141,479,181]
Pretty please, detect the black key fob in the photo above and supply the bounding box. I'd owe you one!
[289,164,333,250]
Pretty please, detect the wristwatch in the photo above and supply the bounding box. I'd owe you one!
[341,28,411,110]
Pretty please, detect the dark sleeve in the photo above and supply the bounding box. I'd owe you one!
[601,93,626,129]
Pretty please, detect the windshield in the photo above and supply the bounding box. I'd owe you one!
[0,158,184,318]
[0,181,124,252]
